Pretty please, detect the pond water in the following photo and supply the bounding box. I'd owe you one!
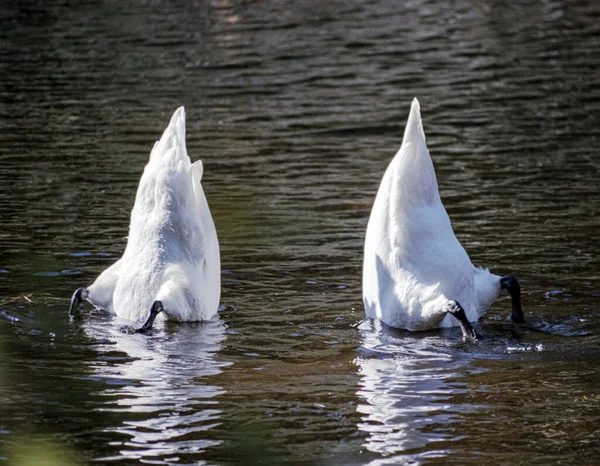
[1,0,599,464]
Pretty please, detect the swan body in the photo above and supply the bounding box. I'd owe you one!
[73,107,220,324]
[363,99,521,334]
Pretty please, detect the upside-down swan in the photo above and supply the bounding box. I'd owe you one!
[362,98,523,340]
[69,107,220,332]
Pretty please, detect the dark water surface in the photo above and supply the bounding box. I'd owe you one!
[1,0,599,464]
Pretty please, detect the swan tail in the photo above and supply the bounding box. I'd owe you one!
[390,98,440,207]
[149,106,190,169]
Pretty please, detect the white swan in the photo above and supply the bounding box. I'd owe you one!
[362,98,523,339]
[69,107,221,332]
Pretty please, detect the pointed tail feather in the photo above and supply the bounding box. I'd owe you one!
[390,98,439,207]
[149,107,189,166]
[403,98,427,148]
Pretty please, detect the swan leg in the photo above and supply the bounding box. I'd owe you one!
[135,300,164,334]
[500,276,525,324]
[69,288,89,316]
[445,300,480,341]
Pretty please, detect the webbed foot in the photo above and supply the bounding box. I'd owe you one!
[134,301,164,334]
[500,276,525,324]
[445,300,481,341]
[69,288,89,316]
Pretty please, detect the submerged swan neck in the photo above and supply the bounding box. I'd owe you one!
[500,276,524,324]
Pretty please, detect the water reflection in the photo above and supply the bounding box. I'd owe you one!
[78,315,230,462]
[355,320,481,462]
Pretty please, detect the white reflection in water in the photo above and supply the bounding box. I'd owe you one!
[82,316,230,462]
[355,320,479,462]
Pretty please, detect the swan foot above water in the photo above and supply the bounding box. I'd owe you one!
[500,275,525,324]
[134,301,164,334]
[445,300,481,341]
[69,287,164,334]
[69,287,88,316]
[445,275,525,340]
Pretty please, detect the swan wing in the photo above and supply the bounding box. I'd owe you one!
[190,159,221,315]
[87,258,123,312]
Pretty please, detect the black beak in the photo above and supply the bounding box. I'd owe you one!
[500,276,525,324]
[69,288,89,316]
[135,300,164,334]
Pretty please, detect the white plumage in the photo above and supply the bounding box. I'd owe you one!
[72,107,220,325]
[363,99,520,335]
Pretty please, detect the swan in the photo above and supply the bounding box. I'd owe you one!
[69,107,221,332]
[362,98,524,340]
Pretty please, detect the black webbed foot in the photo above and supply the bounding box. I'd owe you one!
[134,301,164,334]
[445,300,481,341]
[69,288,89,316]
[500,276,525,324]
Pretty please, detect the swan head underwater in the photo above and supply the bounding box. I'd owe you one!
[362,98,525,340]
[69,107,221,333]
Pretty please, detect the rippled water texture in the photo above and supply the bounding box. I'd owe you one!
[1,0,600,464]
